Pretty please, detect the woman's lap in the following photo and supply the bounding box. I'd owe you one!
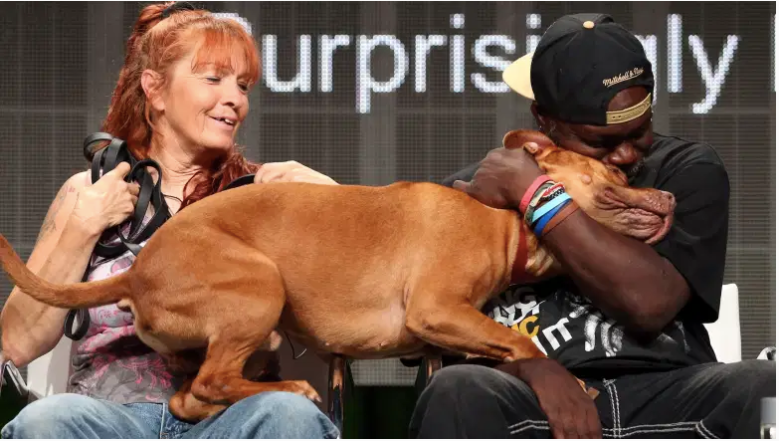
[1,391,339,439]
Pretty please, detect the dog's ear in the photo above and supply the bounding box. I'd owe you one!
[502,130,556,155]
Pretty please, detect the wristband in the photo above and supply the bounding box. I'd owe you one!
[533,199,572,236]
[531,193,572,225]
[520,175,553,213]
[541,202,580,236]
[524,181,555,225]
[539,182,564,200]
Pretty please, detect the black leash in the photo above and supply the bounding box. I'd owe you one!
[84,133,172,259]
[64,133,255,340]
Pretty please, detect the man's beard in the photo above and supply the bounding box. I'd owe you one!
[624,158,646,180]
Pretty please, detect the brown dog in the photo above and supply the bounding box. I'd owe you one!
[0,130,675,422]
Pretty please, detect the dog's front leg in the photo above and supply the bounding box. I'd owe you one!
[405,300,545,362]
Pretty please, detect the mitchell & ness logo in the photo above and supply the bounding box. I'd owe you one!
[603,67,645,87]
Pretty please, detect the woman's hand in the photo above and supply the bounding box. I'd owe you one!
[254,161,338,186]
[70,162,140,236]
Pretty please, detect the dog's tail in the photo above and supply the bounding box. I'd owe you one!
[0,234,131,309]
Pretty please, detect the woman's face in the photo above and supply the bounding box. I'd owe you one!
[148,42,252,158]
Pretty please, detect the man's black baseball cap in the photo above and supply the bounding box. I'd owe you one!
[502,13,654,126]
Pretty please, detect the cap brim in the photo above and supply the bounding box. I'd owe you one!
[502,52,535,101]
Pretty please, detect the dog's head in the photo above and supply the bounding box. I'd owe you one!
[503,130,675,245]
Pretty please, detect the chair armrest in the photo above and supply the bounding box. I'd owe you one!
[0,356,35,428]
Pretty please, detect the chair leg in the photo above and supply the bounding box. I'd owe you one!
[328,355,346,434]
[424,355,441,386]
[415,354,443,397]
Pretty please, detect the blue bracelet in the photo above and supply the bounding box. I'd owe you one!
[533,199,572,236]
[531,193,572,225]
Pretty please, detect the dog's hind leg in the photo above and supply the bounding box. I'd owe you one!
[181,257,321,415]
[170,377,226,422]
[190,336,321,408]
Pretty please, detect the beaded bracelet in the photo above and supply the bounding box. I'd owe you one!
[523,181,555,225]
[519,177,580,237]
[531,193,572,225]
[520,175,554,213]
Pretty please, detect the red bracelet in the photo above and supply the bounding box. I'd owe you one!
[520,174,553,213]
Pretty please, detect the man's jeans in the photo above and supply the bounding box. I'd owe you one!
[2,391,339,439]
[410,360,775,439]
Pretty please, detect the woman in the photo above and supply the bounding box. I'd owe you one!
[0,2,339,438]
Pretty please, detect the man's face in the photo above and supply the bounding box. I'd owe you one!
[533,86,653,180]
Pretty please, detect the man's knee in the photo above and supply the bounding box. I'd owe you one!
[692,359,776,410]
[425,365,535,398]
[411,364,546,438]
[231,392,339,439]
[722,360,776,400]
[1,393,96,439]
[422,364,538,410]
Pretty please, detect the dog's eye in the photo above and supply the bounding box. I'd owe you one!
[606,166,628,185]
[607,165,625,177]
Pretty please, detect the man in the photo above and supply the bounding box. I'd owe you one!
[409,13,775,439]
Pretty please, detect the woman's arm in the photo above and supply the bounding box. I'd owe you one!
[1,172,96,366]
[1,163,139,367]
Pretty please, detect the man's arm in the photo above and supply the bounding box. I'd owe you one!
[542,212,685,338]
[541,163,729,338]
[451,154,730,339]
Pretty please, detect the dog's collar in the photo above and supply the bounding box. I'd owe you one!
[509,216,530,284]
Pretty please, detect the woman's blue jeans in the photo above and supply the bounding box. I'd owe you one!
[2,391,339,439]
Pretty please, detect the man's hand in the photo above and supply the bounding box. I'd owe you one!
[254,161,338,186]
[452,145,544,209]
[496,358,602,439]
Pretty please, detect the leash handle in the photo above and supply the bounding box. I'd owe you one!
[114,159,170,255]
[85,135,171,260]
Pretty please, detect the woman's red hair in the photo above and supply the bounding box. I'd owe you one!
[101,2,262,209]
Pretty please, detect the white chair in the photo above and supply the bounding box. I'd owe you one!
[25,335,73,398]
[703,283,742,363]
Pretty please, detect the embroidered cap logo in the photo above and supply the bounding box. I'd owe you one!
[603,67,645,88]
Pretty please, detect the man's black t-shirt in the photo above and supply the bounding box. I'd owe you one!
[442,133,730,377]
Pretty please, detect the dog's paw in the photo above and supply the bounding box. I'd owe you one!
[576,378,600,400]
[287,380,322,403]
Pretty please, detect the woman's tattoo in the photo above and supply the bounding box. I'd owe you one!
[36,184,74,244]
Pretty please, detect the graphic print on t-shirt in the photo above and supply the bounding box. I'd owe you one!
[483,283,692,365]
